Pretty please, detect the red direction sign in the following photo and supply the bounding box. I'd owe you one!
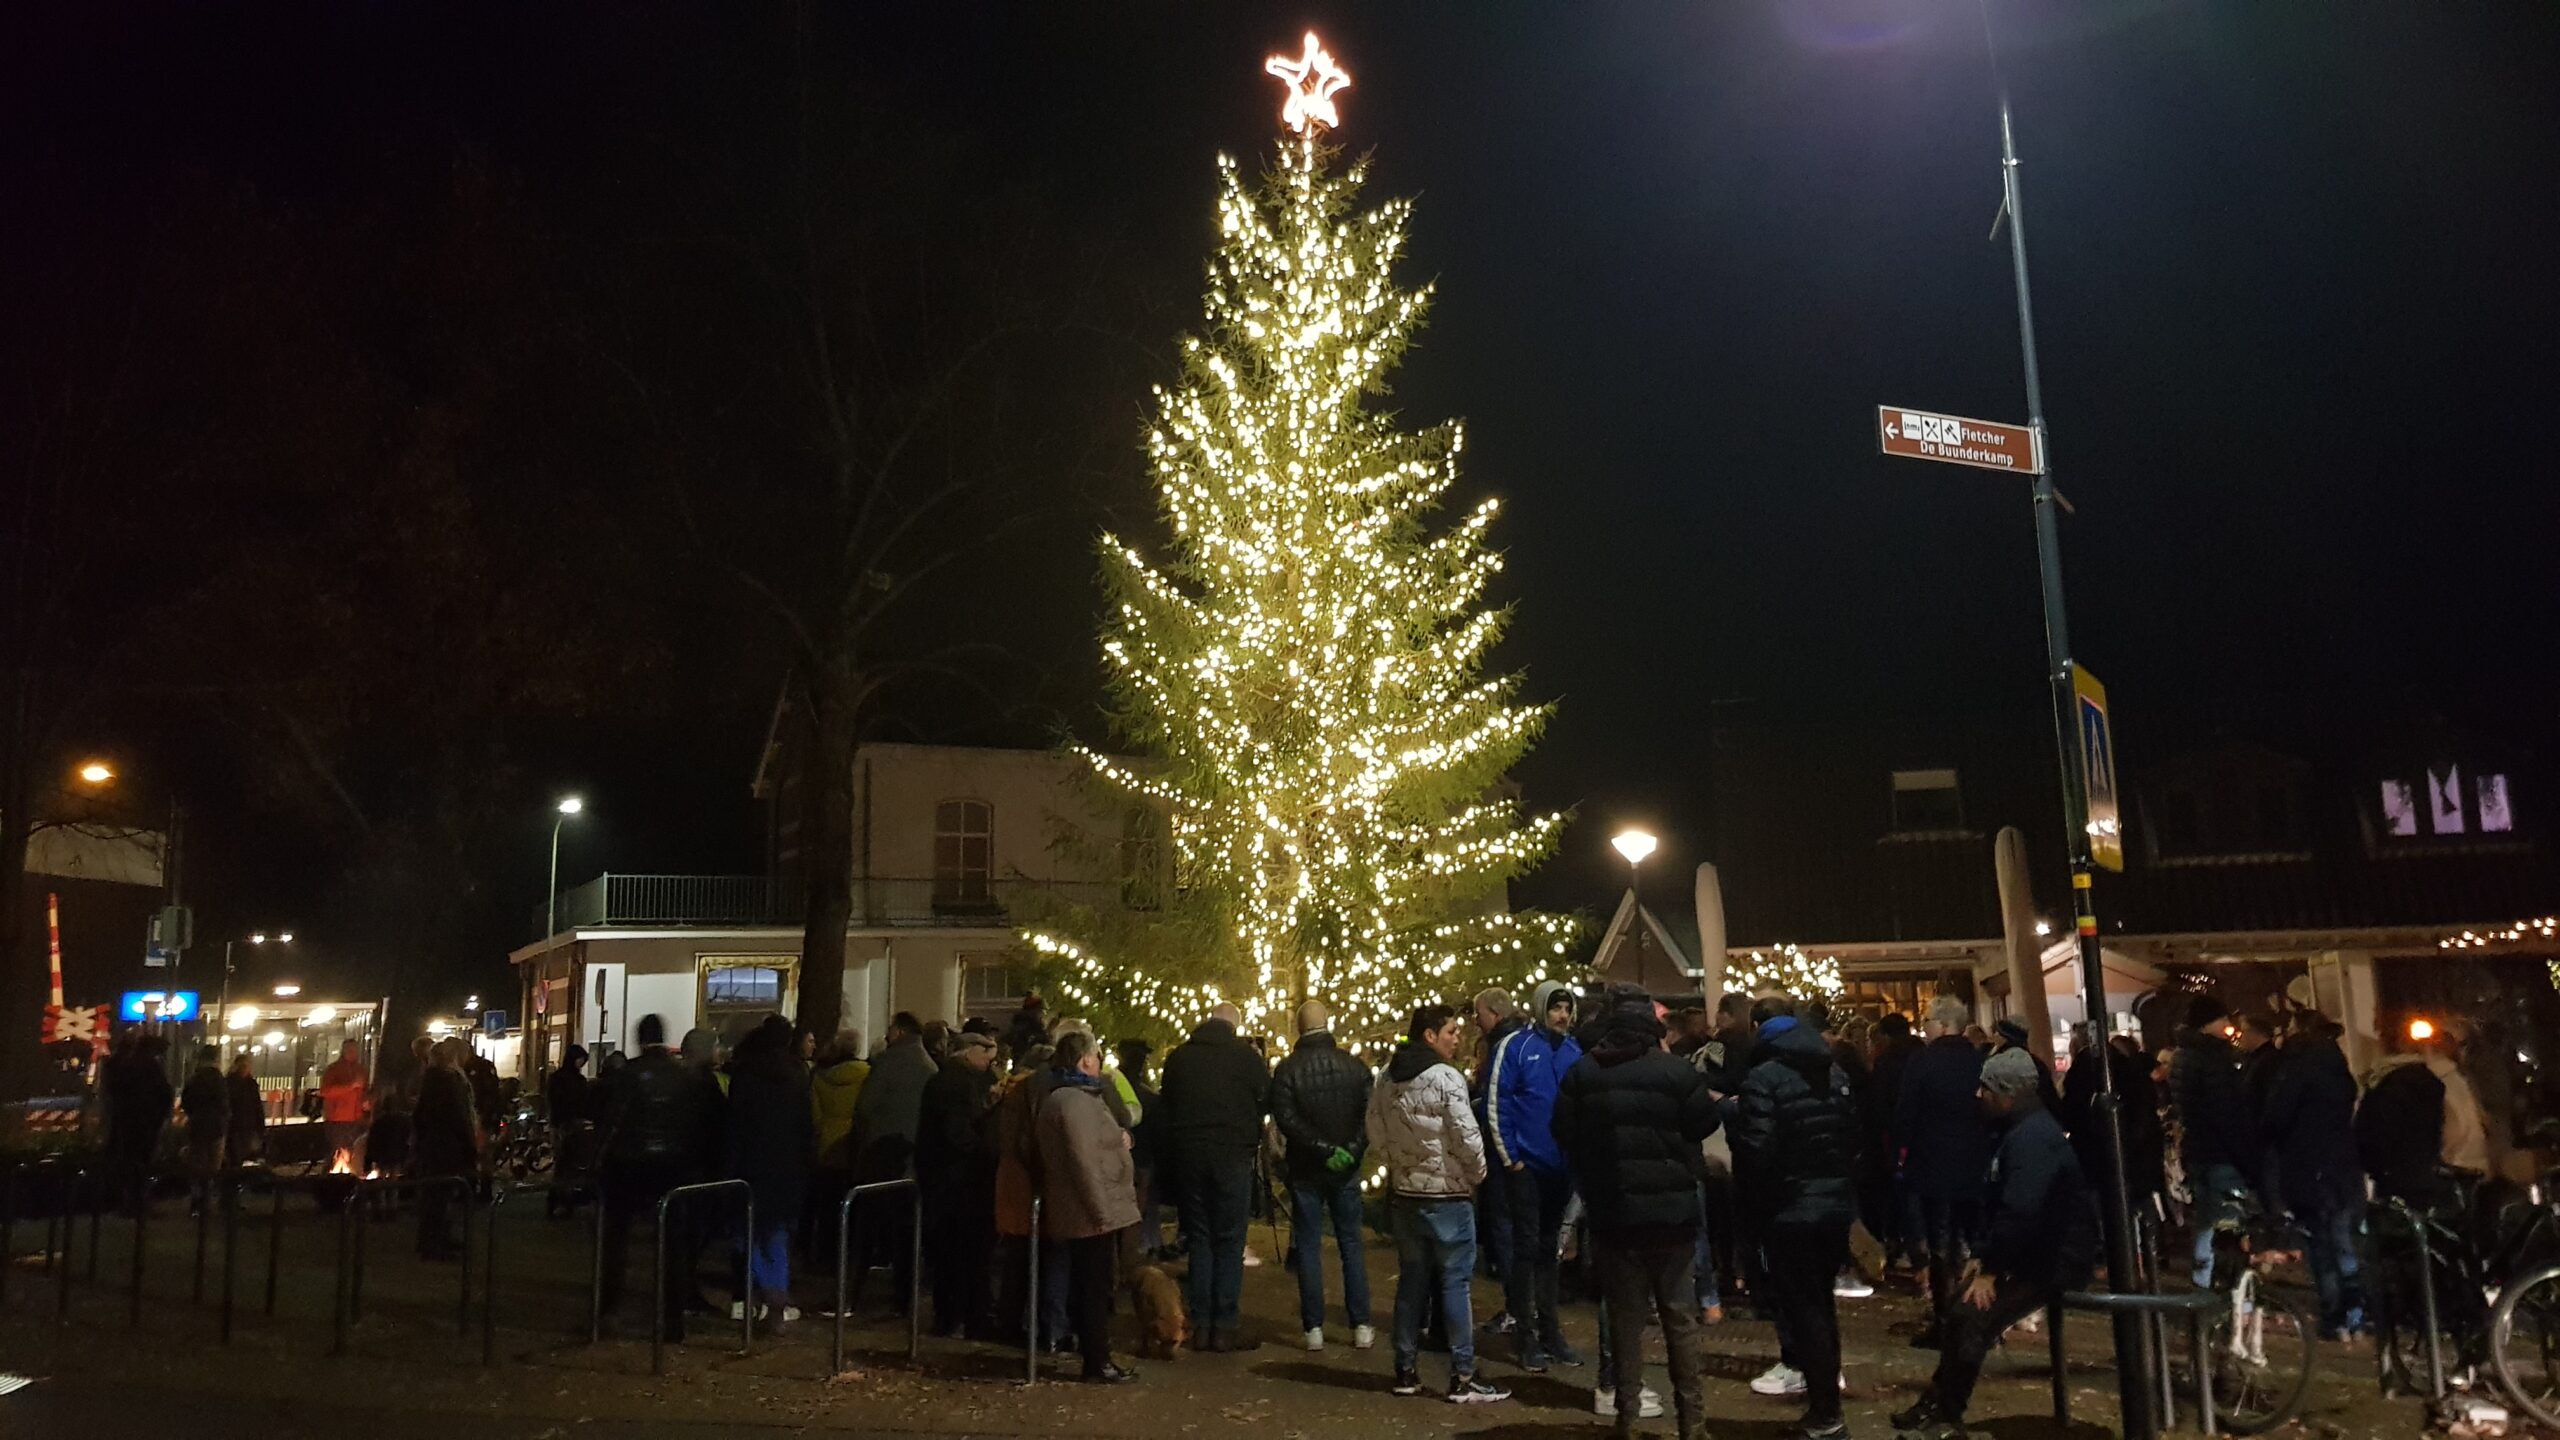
[1877,405,2044,475]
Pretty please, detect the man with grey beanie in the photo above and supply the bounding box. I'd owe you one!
[1892,1046,2097,1440]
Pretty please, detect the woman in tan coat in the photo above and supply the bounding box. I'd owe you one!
[1035,1032,1140,1384]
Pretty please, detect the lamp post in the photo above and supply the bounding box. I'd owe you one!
[1611,829,1658,983]
[1970,4,2154,1430]
[537,797,583,1086]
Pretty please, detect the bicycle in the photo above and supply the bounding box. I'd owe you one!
[2367,1156,2560,1427]
[2168,1187,2318,1434]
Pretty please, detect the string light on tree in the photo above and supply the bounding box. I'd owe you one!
[1021,33,1575,1045]
[1726,943,1846,1000]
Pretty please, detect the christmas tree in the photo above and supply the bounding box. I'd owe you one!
[1726,943,1846,1001]
[1023,35,1574,1043]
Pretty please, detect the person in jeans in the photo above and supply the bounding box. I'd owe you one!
[1484,980,1583,1370]
[1269,998,1375,1352]
[1033,1032,1141,1384]
[1158,1002,1269,1350]
[1895,995,1991,1346]
[1470,988,1525,1332]
[723,1015,813,1334]
[1553,997,1717,1440]
[1732,1001,1860,1440]
[1367,1003,1508,1405]
[1893,1048,2097,1439]
[2261,1015,2365,1337]
[2167,994,2258,1286]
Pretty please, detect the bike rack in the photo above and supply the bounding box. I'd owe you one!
[830,1176,924,1375]
[2050,1287,2228,1437]
[652,1177,754,1378]
[333,1173,477,1357]
[1025,1196,1043,1386]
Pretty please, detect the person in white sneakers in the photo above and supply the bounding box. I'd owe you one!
[1268,998,1376,1353]
[1367,1003,1509,1405]
[1731,999,1860,1440]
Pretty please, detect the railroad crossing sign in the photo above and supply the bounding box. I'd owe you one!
[1877,405,2044,474]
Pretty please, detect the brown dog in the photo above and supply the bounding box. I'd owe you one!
[1128,1263,1187,1360]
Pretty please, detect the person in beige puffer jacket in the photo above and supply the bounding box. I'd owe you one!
[1365,1003,1506,1404]
[1035,1033,1141,1384]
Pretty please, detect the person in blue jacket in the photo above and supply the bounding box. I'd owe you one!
[1485,979,1584,1370]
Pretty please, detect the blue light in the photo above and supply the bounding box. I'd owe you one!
[118,990,200,1023]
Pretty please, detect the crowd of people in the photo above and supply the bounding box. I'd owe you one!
[76,978,2522,1440]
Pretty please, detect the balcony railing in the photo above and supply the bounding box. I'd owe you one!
[534,874,1116,939]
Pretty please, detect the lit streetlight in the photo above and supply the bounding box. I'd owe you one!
[272,983,301,999]
[540,796,585,1083]
[1612,829,1659,977]
[76,761,116,786]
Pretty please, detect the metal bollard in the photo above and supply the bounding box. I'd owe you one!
[56,1166,78,1320]
[2047,1301,2068,1419]
[456,1180,473,1338]
[2190,1309,2216,1437]
[331,1192,355,1356]
[2412,1205,2446,1400]
[589,1185,606,1345]
[1025,1197,1042,1386]
[221,1175,242,1345]
[194,1183,212,1302]
[265,1175,286,1317]
[741,1196,756,1354]
[907,1182,923,1365]
[129,1194,148,1328]
[350,1182,370,1321]
[482,1185,501,1366]
[834,1187,856,1375]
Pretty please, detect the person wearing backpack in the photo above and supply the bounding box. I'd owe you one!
[2358,1022,2487,1208]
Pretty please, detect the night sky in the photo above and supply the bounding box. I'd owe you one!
[9,2,2555,1006]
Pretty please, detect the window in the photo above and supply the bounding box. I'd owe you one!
[934,799,994,907]
[960,955,1033,1024]
[2380,766,2518,842]
[698,955,798,1047]
[1890,769,1965,834]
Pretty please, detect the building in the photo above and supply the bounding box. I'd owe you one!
[510,741,1125,1071]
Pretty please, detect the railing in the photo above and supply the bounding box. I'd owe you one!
[535,874,1119,939]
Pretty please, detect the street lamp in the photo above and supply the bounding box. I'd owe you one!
[539,796,585,1083]
[76,761,115,786]
[1612,829,1659,977]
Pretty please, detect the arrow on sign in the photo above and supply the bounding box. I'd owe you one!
[1884,421,1899,440]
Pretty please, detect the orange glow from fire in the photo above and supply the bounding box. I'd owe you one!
[329,1149,355,1176]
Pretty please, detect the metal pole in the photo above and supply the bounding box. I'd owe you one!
[128,1194,147,1328]
[652,1190,670,1378]
[2192,1310,2217,1437]
[1025,1197,1041,1386]
[221,1174,240,1344]
[741,1196,756,1354]
[194,1183,211,1302]
[540,816,564,1095]
[482,1185,500,1365]
[1978,5,2154,1433]
[265,1176,285,1317]
[2412,1206,2446,1399]
[589,1183,606,1345]
[907,1181,923,1365]
[350,1183,369,1321]
[835,1188,854,1374]
[456,1180,472,1338]
[55,1168,74,1320]
[331,1191,354,1356]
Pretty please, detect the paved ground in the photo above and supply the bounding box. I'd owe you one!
[0,1192,2437,1438]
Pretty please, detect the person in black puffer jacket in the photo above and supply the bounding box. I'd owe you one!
[1553,999,1717,1440]
[1731,1003,1859,1436]
[2168,994,2258,1285]
[2263,1017,2366,1337]
[1270,999,1375,1347]
[596,1014,718,1334]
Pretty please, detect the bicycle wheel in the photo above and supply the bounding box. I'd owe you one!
[2192,1286,2318,1434]
[2491,1263,2560,1429]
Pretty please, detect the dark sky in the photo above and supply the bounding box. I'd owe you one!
[11,2,2556,993]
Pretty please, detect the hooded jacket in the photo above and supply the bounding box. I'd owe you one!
[1731,1018,1861,1229]
[1979,1103,2098,1288]
[851,1035,935,1175]
[2260,1031,2361,1210]
[1269,1031,1373,1182]
[1158,1017,1270,1164]
[1486,989,1580,1176]
[810,1056,871,1170]
[2360,1051,2489,1185]
[1551,1008,1718,1239]
[1366,1039,1487,1199]
[2168,1025,2257,1176]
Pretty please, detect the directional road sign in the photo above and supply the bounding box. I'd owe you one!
[1878,405,2044,474]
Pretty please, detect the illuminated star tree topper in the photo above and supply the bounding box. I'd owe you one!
[1020,35,1574,1046]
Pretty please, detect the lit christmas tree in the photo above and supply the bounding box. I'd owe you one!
[1726,943,1846,1001]
[1024,34,1574,1044]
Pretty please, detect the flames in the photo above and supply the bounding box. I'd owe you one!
[329,1149,355,1176]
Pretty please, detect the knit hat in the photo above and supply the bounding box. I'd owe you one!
[1980,1046,2042,1099]
[952,1031,996,1058]
[1993,1017,2030,1049]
